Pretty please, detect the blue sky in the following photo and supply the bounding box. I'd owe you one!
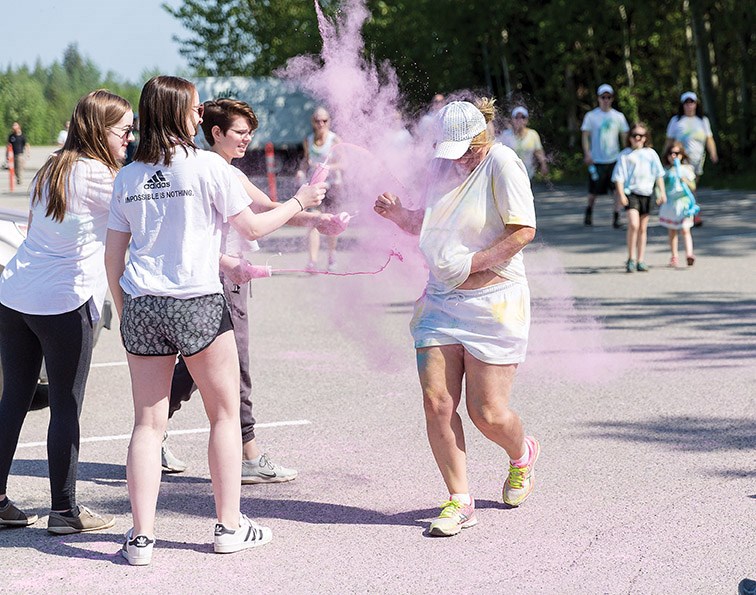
[1,0,189,82]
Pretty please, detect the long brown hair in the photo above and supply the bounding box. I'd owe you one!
[32,90,130,222]
[134,76,199,165]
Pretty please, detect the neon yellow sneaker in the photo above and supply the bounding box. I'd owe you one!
[503,436,541,507]
[428,499,477,537]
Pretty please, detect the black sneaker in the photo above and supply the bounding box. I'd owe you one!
[0,499,38,527]
[584,208,593,226]
[612,212,622,229]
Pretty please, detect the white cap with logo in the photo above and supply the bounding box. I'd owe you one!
[433,101,487,160]
[680,91,698,103]
[597,84,614,96]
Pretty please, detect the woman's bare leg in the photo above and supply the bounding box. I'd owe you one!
[184,331,242,528]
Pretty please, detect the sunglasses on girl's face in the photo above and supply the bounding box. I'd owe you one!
[630,133,647,139]
[192,104,204,117]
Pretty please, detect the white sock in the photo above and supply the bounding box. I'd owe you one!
[509,440,530,467]
[449,493,472,505]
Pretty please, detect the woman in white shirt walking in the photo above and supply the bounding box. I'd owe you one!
[0,90,132,534]
[374,100,540,537]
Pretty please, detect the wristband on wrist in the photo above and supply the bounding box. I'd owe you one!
[292,196,304,211]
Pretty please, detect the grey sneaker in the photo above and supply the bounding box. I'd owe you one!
[0,499,38,527]
[241,453,298,485]
[161,433,187,474]
[47,505,115,534]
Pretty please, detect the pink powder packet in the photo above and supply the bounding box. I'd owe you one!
[309,163,331,185]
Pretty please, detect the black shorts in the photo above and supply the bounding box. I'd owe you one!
[588,163,616,195]
[120,293,233,357]
[624,193,652,216]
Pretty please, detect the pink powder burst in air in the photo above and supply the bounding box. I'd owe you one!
[275,0,627,383]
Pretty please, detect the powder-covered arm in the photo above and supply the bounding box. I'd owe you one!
[373,192,424,235]
[469,225,536,273]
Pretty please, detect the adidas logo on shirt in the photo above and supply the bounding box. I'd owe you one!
[143,170,170,189]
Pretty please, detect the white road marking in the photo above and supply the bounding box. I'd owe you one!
[16,420,312,449]
[90,361,129,368]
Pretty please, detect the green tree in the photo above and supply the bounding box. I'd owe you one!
[165,0,752,174]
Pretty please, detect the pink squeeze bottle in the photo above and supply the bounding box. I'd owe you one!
[309,163,330,185]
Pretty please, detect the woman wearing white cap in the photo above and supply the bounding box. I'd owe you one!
[499,106,549,181]
[664,92,718,226]
[374,99,540,537]
[664,92,718,179]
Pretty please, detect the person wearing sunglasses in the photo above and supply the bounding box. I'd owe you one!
[664,92,718,226]
[0,90,133,535]
[105,76,325,565]
[658,143,698,267]
[296,106,343,272]
[161,98,346,483]
[664,92,718,180]
[580,84,630,228]
[611,122,666,273]
[498,106,549,181]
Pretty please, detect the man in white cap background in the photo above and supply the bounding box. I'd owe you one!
[580,84,630,227]
[374,99,540,537]
[499,106,549,181]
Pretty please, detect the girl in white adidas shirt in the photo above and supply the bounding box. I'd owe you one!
[105,76,325,565]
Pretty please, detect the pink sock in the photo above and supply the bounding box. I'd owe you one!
[509,440,530,467]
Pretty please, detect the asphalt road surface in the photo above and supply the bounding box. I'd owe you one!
[1,156,754,593]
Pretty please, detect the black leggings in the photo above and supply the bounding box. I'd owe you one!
[0,301,93,510]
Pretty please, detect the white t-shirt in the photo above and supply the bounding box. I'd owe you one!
[499,128,544,179]
[108,148,251,299]
[419,144,536,294]
[221,164,260,257]
[611,147,665,196]
[665,115,712,173]
[0,158,114,320]
[581,108,630,164]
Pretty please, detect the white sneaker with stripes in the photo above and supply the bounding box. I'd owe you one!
[214,514,272,554]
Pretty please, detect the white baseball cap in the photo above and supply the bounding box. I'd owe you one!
[680,91,698,103]
[433,101,487,160]
[511,106,529,118]
[597,84,614,96]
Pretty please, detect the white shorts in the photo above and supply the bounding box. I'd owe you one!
[410,280,531,365]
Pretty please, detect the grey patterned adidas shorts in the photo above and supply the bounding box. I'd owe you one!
[120,293,233,357]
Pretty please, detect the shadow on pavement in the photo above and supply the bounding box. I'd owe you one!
[581,415,756,452]
[235,496,513,528]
